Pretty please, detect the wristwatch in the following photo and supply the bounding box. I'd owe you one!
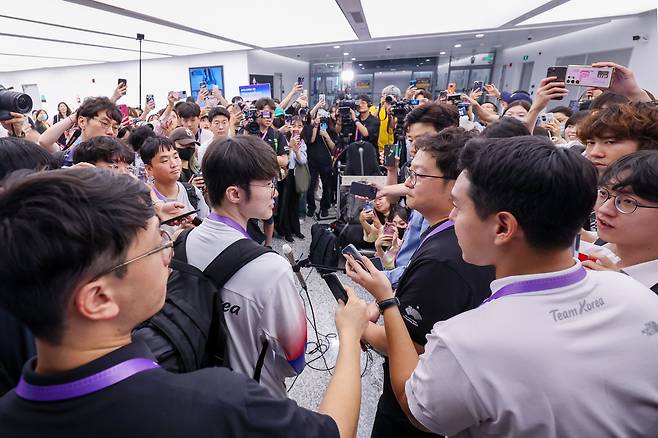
[377,297,400,314]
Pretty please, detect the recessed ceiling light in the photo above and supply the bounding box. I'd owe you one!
[343,52,349,56]
[333,45,340,49]
[454,43,462,48]
[425,59,430,61]
[358,63,363,66]
[440,51,446,55]
[475,33,485,38]
[351,57,356,61]
[328,64,333,67]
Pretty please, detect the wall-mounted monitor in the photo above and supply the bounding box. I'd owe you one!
[188,65,224,101]
[238,83,272,101]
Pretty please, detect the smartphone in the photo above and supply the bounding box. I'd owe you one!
[362,201,373,213]
[383,144,396,167]
[178,90,188,100]
[292,128,301,141]
[565,65,614,88]
[160,209,200,226]
[383,222,396,237]
[319,93,325,101]
[546,66,568,101]
[439,90,448,100]
[341,244,365,265]
[199,81,207,90]
[297,76,304,85]
[284,114,292,125]
[322,273,348,303]
[457,103,469,117]
[473,80,484,90]
[117,104,129,118]
[118,78,127,87]
[349,181,377,199]
[540,112,554,123]
[146,94,155,106]
[320,122,327,130]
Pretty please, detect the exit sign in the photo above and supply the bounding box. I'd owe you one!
[522,55,529,61]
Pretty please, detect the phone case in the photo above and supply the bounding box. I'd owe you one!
[322,273,348,302]
[565,66,613,88]
[341,244,364,262]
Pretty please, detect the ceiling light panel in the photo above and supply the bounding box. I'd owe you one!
[0,34,166,63]
[0,54,102,72]
[1,1,246,54]
[520,0,656,25]
[362,0,552,37]
[92,0,357,47]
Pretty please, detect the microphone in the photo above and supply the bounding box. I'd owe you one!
[282,244,308,291]
[358,147,364,176]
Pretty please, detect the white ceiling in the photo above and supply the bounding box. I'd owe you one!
[0,0,654,72]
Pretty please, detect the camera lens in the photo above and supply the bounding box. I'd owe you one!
[0,90,33,115]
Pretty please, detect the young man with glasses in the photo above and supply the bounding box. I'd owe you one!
[37,96,122,166]
[345,136,658,437]
[584,151,658,294]
[184,135,306,398]
[0,167,370,438]
[360,129,494,438]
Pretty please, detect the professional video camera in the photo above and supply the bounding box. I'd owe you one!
[243,104,260,135]
[390,98,419,120]
[0,85,33,121]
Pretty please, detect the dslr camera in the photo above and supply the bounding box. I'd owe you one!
[336,97,357,126]
[391,99,419,119]
[243,104,260,135]
[0,85,33,121]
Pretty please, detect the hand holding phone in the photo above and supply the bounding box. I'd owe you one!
[350,181,377,199]
[322,273,348,303]
[341,244,365,268]
[161,209,200,226]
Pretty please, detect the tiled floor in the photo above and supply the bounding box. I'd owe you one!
[270,210,384,438]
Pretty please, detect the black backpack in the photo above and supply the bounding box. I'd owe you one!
[133,229,274,379]
[180,182,200,210]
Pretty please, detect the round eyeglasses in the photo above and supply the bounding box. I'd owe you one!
[596,187,658,214]
[407,168,452,188]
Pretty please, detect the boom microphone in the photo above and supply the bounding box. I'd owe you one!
[282,244,308,291]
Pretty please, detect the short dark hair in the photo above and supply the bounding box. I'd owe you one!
[74,136,131,165]
[357,94,372,106]
[414,127,478,179]
[481,117,530,138]
[140,136,177,165]
[202,135,279,208]
[405,103,459,133]
[578,102,658,150]
[502,100,531,116]
[231,96,243,104]
[548,106,573,118]
[564,110,590,129]
[78,96,121,124]
[176,102,201,119]
[0,138,60,181]
[414,89,431,100]
[589,92,629,110]
[0,168,153,343]
[459,136,597,250]
[208,106,230,123]
[128,125,156,152]
[600,150,658,204]
[255,98,276,111]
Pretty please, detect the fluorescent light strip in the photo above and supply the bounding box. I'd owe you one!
[91,0,357,47]
[1,0,246,53]
[520,0,656,25]
[362,0,553,37]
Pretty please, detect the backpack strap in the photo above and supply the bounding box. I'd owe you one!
[202,238,275,377]
[181,181,200,210]
[172,228,194,264]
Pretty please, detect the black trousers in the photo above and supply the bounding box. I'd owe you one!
[306,164,333,213]
[275,173,301,237]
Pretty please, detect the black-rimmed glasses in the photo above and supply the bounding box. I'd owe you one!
[407,168,452,188]
[596,186,658,214]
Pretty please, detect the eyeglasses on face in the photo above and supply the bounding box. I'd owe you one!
[406,168,452,188]
[249,178,278,196]
[92,117,119,134]
[596,186,658,214]
[94,230,173,279]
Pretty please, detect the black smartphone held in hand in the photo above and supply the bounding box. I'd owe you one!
[118,78,127,87]
[473,80,484,91]
[341,243,365,266]
[297,76,304,85]
[350,181,377,199]
[160,209,200,226]
[322,273,348,303]
[546,66,567,101]
[383,144,396,167]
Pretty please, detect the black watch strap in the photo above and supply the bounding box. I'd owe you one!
[377,297,400,314]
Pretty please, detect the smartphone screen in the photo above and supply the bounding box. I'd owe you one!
[298,76,304,85]
[160,209,200,226]
[350,182,377,199]
[410,79,417,87]
[146,94,154,106]
[383,144,396,167]
[320,122,327,130]
[118,78,127,87]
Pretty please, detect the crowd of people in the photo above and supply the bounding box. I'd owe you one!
[0,59,657,438]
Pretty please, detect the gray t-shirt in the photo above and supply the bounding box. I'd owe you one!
[406,261,658,437]
[185,218,307,399]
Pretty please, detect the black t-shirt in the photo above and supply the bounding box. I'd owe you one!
[303,124,337,168]
[378,222,495,421]
[0,341,338,438]
[261,127,289,156]
[355,113,380,148]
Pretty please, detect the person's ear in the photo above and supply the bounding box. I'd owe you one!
[492,211,519,247]
[77,116,87,130]
[225,186,241,205]
[73,278,120,322]
[144,163,153,174]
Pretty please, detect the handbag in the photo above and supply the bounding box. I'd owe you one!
[294,162,311,193]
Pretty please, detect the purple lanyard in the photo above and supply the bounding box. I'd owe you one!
[16,358,159,402]
[208,213,251,240]
[481,266,587,306]
[420,220,454,247]
[152,185,169,202]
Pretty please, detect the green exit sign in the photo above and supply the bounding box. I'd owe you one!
[523,55,529,61]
